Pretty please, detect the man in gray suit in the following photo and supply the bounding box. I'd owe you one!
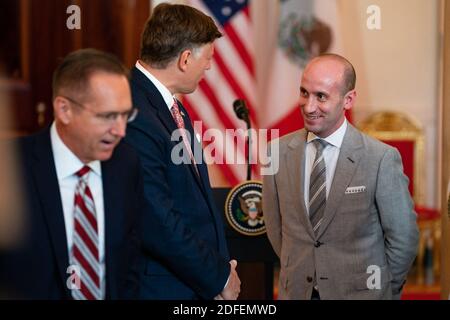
[263,54,419,300]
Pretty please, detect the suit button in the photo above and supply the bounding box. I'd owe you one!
[307,276,313,283]
[315,241,322,248]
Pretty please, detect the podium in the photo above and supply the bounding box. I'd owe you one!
[212,188,279,300]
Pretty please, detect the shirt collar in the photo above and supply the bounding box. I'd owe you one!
[306,118,348,148]
[50,122,101,180]
[135,60,176,111]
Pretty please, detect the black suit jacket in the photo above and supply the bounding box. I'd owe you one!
[0,128,142,299]
[125,66,230,300]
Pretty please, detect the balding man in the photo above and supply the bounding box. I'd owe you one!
[263,54,419,300]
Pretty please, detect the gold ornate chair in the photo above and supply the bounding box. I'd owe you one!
[359,111,440,287]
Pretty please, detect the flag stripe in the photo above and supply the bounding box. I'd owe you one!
[202,63,244,128]
[212,51,258,126]
[186,0,257,185]
[223,23,254,76]
[186,91,246,167]
[197,79,253,165]
[242,4,250,19]
[214,35,255,103]
[184,96,243,184]
[230,8,254,56]
[198,81,238,131]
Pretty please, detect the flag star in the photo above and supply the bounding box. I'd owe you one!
[222,6,232,16]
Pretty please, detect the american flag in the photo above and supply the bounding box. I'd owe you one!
[183,0,257,186]
[182,0,344,186]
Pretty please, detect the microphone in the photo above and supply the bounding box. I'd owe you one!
[232,99,252,180]
[233,99,250,123]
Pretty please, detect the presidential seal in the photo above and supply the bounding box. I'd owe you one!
[224,181,265,236]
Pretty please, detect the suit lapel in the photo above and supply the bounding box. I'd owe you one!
[176,101,206,190]
[31,130,71,297]
[154,103,207,189]
[132,67,205,191]
[316,124,364,239]
[131,67,178,136]
[285,130,315,239]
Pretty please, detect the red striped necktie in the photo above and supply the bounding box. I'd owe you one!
[171,100,200,177]
[71,166,103,300]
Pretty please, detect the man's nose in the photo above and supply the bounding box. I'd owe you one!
[301,97,316,114]
[111,117,127,138]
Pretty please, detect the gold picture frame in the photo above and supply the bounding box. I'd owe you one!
[358,111,425,206]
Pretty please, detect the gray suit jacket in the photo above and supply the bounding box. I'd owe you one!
[263,124,419,300]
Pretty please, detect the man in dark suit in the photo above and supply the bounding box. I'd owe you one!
[124,3,240,300]
[0,49,142,299]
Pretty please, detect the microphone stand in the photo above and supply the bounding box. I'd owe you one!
[245,118,251,181]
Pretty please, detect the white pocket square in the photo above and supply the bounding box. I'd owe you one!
[345,186,366,194]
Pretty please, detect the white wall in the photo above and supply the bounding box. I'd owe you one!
[337,0,440,207]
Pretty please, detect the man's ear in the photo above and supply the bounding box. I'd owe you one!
[343,89,356,111]
[178,49,192,72]
[53,96,72,124]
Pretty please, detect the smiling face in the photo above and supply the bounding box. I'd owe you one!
[299,57,356,138]
[55,71,132,163]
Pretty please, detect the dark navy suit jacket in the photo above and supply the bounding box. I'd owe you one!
[125,66,230,300]
[0,128,142,299]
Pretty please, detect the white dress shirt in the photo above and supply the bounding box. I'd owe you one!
[304,118,348,215]
[50,122,105,295]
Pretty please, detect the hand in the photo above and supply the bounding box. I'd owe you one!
[219,259,241,300]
